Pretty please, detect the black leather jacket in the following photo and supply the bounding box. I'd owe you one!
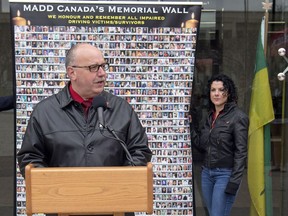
[191,102,249,194]
[0,95,14,111]
[17,84,152,177]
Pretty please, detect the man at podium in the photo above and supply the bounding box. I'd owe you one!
[17,44,152,216]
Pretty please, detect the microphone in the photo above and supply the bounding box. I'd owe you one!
[92,96,107,131]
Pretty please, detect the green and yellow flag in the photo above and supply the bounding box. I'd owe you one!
[248,16,275,216]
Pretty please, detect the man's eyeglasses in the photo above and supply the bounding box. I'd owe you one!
[71,63,109,73]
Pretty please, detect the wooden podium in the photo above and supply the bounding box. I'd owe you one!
[25,163,153,216]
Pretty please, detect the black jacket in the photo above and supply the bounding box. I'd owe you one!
[191,102,249,194]
[17,84,152,177]
[0,95,14,111]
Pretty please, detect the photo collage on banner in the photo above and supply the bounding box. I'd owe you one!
[10,1,202,215]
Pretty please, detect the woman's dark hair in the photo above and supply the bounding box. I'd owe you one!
[206,74,238,110]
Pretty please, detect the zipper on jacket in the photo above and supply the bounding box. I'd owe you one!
[208,130,212,168]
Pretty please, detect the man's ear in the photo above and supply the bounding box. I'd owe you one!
[67,67,76,81]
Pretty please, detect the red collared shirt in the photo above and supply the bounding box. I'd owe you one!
[69,85,93,115]
[211,110,224,128]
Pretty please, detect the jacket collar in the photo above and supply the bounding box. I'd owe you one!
[57,83,73,109]
[209,102,237,116]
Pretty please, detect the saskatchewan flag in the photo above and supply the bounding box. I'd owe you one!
[248,16,275,216]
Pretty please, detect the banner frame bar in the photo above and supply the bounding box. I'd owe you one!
[9,0,203,6]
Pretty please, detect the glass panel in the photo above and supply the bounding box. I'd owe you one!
[192,0,288,215]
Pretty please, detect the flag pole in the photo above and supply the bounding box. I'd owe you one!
[263,8,269,56]
[262,1,273,216]
[263,15,268,55]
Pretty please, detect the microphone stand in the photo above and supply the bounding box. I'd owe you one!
[100,125,136,166]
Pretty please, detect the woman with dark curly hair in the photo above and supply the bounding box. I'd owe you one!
[191,74,249,216]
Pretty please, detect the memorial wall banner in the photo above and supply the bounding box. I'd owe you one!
[10,0,202,215]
